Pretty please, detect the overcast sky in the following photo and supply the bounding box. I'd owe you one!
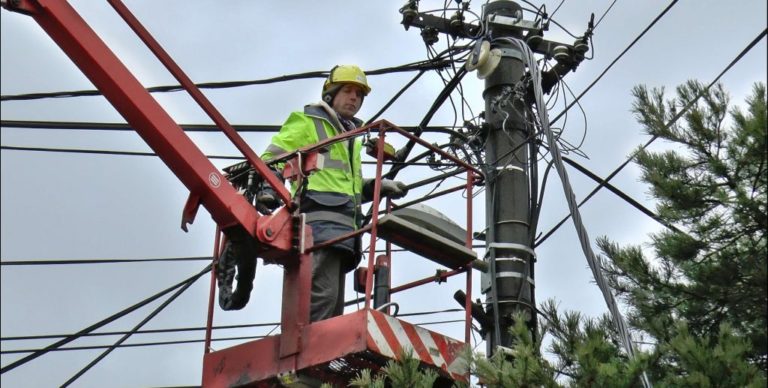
[1,1,766,387]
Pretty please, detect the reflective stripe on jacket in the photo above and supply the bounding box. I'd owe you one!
[262,101,363,261]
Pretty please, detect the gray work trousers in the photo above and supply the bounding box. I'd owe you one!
[309,247,348,322]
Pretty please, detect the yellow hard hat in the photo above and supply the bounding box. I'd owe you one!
[323,65,371,96]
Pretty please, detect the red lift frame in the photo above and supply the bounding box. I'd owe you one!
[3,1,483,385]
[203,121,481,386]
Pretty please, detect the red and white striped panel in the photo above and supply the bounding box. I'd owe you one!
[366,310,468,381]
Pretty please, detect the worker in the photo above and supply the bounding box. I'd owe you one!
[259,64,408,322]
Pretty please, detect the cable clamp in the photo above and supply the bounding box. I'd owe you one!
[494,256,526,264]
[488,242,535,258]
[495,165,524,173]
[494,271,535,285]
[498,47,525,61]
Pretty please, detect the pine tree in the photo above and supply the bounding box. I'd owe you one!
[345,349,445,388]
[596,80,767,385]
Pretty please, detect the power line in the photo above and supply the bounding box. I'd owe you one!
[593,0,619,29]
[1,335,266,355]
[0,145,202,159]
[0,145,461,169]
[0,60,451,102]
[1,310,465,355]
[0,265,211,374]
[1,318,463,355]
[0,120,462,135]
[549,0,679,126]
[0,245,458,267]
[535,27,768,247]
[384,66,468,181]
[1,139,697,264]
[366,69,427,124]
[488,0,680,172]
[560,156,684,235]
[0,120,281,132]
[61,263,209,386]
[1,256,211,266]
[0,322,279,342]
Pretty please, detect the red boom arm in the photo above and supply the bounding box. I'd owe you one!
[2,0,292,251]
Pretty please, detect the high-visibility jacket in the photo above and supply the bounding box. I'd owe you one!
[263,101,364,270]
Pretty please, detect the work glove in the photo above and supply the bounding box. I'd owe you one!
[363,179,409,202]
[381,179,408,199]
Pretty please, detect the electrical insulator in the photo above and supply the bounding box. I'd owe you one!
[449,12,464,37]
[399,1,419,30]
[420,27,439,46]
[553,45,570,63]
[573,38,589,53]
[526,32,543,47]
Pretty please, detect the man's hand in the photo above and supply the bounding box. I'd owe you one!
[363,178,408,202]
[379,179,409,199]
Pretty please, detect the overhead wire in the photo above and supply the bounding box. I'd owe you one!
[0,60,451,102]
[483,0,680,183]
[366,69,427,124]
[367,39,473,125]
[428,45,461,130]
[0,322,280,342]
[0,145,238,159]
[0,265,211,374]
[548,0,567,20]
[557,79,589,156]
[2,308,466,355]
[535,27,768,247]
[549,0,679,126]
[1,335,268,355]
[0,121,465,138]
[561,157,685,235]
[520,1,674,246]
[383,66,468,180]
[0,145,463,167]
[60,263,210,387]
[593,0,618,30]
[2,315,466,356]
[1,256,211,266]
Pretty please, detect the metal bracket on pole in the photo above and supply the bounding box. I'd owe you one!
[498,47,525,61]
[495,272,535,285]
[487,242,536,258]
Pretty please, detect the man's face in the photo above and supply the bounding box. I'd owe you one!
[331,83,364,119]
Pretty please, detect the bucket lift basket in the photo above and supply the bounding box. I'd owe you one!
[202,121,483,386]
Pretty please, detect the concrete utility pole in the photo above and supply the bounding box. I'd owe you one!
[400,0,590,355]
[480,1,534,354]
